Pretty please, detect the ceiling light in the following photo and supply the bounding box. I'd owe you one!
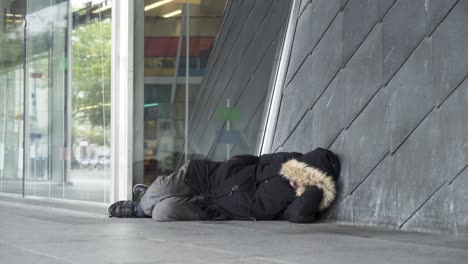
[145,0,174,12]
[162,9,182,18]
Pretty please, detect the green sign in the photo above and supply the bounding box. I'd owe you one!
[215,106,241,121]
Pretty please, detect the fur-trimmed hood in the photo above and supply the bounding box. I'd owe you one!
[280,159,336,211]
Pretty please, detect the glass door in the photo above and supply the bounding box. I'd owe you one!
[24,0,68,198]
[0,0,25,195]
[66,0,112,202]
[22,0,112,202]
[0,0,112,203]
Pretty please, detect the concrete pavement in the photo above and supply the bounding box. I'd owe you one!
[0,200,467,264]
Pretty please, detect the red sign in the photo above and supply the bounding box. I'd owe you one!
[144,36,215,57]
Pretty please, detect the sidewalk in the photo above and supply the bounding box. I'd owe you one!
[0,201,467,264]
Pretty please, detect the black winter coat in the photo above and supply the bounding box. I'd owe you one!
[184,148,340,223]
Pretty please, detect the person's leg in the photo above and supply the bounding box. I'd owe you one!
[108,186,150,218]
[108,162,192,218]
[139,162,195,216]
[107,200,140,218]
[152,196,208,221]
[133,184,149,202]
[135,203,149,217]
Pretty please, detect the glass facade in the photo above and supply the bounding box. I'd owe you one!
[0,0,112,203]
[68,0,112,202]
[0,0,229,201]
[1,0,280,204]
[0,0,24,195]
[181,0,292,166]
[24,0,68,199]
[139,0,227,184]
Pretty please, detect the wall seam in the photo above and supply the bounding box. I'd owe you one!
[448,163,468,185]
[383,34,427,86]
[350,151,390,195]
[276,108,310,150]
[327,128,345,149]
[284,7,342,91]
[426,0,462,37]
[378,0,398,23]
[341,22,381,70]
[279,62,340,149]
[346,30,434,131]
[398,180,448,229]
[438,72,468,108]
[390,106,436,155]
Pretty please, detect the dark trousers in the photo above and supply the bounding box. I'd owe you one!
[139,162,206,221]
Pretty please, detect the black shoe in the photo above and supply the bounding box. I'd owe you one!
[108,200,139,218]
[132,184,148,202]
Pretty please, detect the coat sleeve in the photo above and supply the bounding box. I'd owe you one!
[280,186,324,223]
[250,177,295,220]
[258,152,302,165]
[228,154,259,165]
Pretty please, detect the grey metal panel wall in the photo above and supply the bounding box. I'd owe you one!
[187,0,291,161]
[273,0,468,235]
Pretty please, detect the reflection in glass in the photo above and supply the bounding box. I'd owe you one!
[68,0,112,203]
[13,0,113,203]
[24,0,68,198]
[0,0,26,195]
[141,0,226,184]
[185,0,291,165]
